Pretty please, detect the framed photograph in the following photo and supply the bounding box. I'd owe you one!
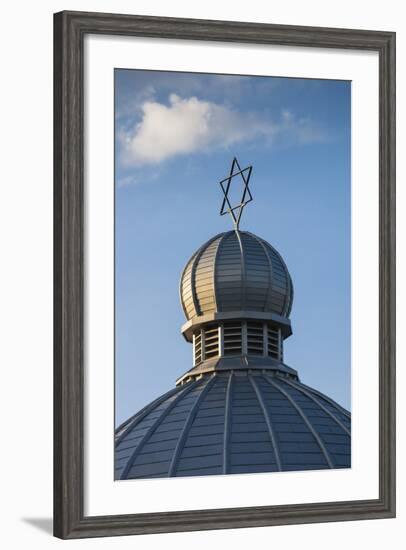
[54,10,396,539]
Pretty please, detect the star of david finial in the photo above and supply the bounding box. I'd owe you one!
[219,157,253,230]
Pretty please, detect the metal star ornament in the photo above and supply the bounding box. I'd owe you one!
[219,157,253,230]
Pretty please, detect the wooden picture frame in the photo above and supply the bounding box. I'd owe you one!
[54,10,396,539]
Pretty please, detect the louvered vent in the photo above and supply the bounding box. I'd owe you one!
[204,325,219,359]
[193,325,219,365]
[223,322,242,356]
[268,324,281,360]
[247,321,264,355]
[192,321,283,364]
[194,331,202,365]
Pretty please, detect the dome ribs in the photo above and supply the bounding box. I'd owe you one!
[174,376,228,477]
[264,375,335,469]
[281,378,351,436]
[116,372,351,478]
[287,273,294,317]
[212,232,229,312]
[195,238,222,315]
[296,381,351,420]
[272,379,350,468]
[180,230,293,320]
[189,242,211,317]
[115,385,184,448]
[215,231,243,311]
[241,232,270,311]
[262,240,293,317]
[246,232,273,312]
[119,378,204,480]
[228,374,279,474]
[249,375,282,471]
[234,230,247,311]
[222,372,234,474]
[168,374,217,476]
[182,233,224,318]
[179,254,196,319]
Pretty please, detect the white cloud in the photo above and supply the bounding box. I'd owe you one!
[120,94,326,166]
[116,175,138,188]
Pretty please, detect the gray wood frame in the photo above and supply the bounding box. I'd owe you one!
[54,10,396,539]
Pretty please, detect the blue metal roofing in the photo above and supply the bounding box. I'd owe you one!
[115,372,351,479]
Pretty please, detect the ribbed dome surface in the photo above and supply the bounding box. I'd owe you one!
[180,230,293,321]
[115,372,350,479]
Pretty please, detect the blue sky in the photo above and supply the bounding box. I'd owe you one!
[115,69,351,426]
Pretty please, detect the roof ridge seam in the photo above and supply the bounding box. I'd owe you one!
[168,374,217,476]
[249,374,282,471]
[222,372,234,474]
[213,232,230,312]
[119,378,204,479]
[296,381,351,418]
[261,238,293,317]
[187,233,224,318]
[265,375,335,469]
[282,378,351,436]
[246,231,274,312]
[115,385,183,448]
[234,229,247,311]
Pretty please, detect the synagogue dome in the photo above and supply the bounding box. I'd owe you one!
[115,158,351,480]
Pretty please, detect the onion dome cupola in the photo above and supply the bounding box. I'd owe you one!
[180,230,293,321]
[115,158,351,480]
